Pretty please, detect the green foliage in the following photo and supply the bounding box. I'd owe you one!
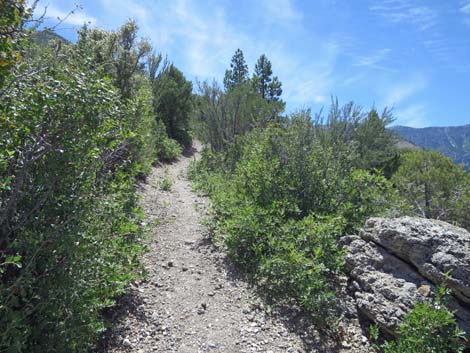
[372,287,465,353]
[391,149,470,229]
[191,103,403,324]
[193,81,284,153]
[0,38,152,351]
[77,20,151,100]
[252,54,282,102]
[223,49,249,91]
[154,120,183,161]
[354,108,398,174]
[153,64,193,148]
[0,0,31,87]
[0,17,185,352]
[160,177,173,191]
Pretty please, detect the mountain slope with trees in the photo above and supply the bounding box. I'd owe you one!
[391,125,470,169]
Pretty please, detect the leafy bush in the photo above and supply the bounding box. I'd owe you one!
[154,120,183,162]
[190,105,403,323]
[153,64,193,148]
[0,14,188,351]
[257,216,345,316]
[192,81,284,153]
[0,37,153,351]
[372,287,466,353]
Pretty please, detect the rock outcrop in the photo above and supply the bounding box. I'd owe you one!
[343,216,470,338]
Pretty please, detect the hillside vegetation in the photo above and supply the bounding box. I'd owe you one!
[0,3,192,351]
[391,125,470,170]
[1,2,469,352]
[190,50,470,351]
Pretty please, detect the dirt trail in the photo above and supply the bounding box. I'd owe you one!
[102,143,366,353]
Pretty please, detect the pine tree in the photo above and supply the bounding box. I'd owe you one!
[252,54,282,102]
[267,76,282,102]
[223,49,249,91]
[253,54,272,99]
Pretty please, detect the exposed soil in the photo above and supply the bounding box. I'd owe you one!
[100,143,371,353]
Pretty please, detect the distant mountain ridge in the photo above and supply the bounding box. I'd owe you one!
[390,124,470,170]
[32,30,69,46]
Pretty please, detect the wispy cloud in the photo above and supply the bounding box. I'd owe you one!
[260,0,302,21]
[349,48,395,72]
[34,2,97,27]
[281,40,340,108]
[423,38,452,62]
[355,48,390,67]
[382,73,429,127]
[460,2,470,14]
[99,0,249,79]
[384,73,428,106]
[460,1,470,25]
[370,0,438,32]
[394,103,428,127]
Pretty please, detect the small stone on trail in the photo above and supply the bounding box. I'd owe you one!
[122,338,132,347]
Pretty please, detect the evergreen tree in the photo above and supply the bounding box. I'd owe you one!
[252,54,282,102]
[353,108,398,173]
[223,49,249,91]
[267,76,282,102]
[253,54,272,99]
[391,150,470,228]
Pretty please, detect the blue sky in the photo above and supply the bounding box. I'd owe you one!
[34,0,470,127]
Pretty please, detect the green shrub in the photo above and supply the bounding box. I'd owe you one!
[160,177,173,191]
[152,119,181,162]
[0,30,148,352]
[191,108,402,325]
[372,287,466,353]
[257,216,345,316]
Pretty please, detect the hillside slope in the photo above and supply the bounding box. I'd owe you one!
[391,125,470,169]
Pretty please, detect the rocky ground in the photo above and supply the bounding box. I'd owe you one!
[99,143,371,353]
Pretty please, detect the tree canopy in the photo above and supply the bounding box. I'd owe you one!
[223,48,249,91]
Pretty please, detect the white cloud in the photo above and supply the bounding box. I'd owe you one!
[460,3,470,14]
[370,0,438,32]
[423,38,453,62]
[260,0,302,21]
[394,103,428,127]
[281,40,340,109]
[384,73,428,106]
[355,48,391,67]
[35,3,96,27]
[349,48,395,72]
[97,0,252,80]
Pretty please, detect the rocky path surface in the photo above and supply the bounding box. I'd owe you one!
[102,144,366,353]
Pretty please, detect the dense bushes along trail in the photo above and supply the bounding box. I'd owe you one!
[101,143,369,353]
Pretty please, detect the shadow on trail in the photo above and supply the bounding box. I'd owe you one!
[182,145,198,158]
[94,289,147,352]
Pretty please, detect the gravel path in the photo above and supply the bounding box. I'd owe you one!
[101,143,370,353]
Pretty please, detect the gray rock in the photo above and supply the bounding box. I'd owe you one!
[342,217,470,338]
[361,217,470,303]
[122,338,133,347]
